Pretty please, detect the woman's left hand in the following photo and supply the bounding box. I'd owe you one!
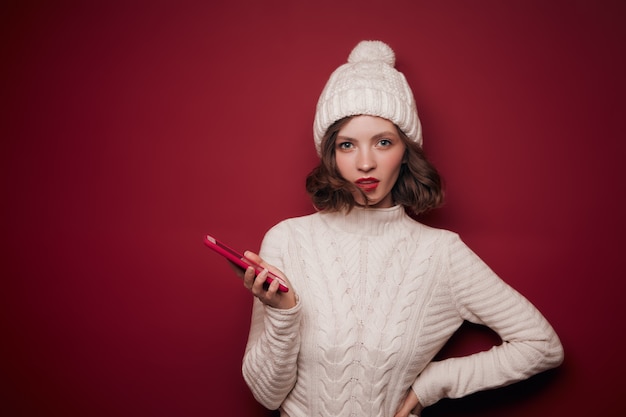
[394,388,423,417]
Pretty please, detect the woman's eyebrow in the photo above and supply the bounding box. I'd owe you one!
[337,131,397,141]
[372,131,398,139]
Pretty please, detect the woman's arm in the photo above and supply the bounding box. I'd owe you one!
[242,297,301,409]
[412,234,564,407]
[241,225,302,410]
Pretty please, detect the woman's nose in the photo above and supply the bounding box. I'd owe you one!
[357,149,376,172]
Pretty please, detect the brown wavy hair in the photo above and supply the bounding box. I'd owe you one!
[305,116,444,215]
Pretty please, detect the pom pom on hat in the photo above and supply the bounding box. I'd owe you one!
[313,40,422,155]
[348,40,395,66]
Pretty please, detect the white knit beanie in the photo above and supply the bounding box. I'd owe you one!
[313,40,422,155]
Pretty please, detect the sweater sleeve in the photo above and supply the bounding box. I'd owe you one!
[241,223,302,410]
[412,234,564,407]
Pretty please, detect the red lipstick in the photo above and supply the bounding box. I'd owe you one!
[355,177,379,192]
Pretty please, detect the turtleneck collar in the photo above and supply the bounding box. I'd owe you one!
[319,205,413,236]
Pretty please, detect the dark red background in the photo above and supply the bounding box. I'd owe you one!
[2,1,624,416]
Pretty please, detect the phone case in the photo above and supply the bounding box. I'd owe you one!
[203,234,289,292]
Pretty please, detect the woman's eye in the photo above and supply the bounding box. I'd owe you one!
[378,139,392,147]
[337,142,353,150]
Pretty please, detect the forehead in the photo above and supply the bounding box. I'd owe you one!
[337,115,397,138]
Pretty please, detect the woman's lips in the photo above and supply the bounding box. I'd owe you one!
[355,177,380,192]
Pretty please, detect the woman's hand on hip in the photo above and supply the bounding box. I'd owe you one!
[394,388,423,417]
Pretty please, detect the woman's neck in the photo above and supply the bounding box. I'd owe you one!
[320,205,410,236]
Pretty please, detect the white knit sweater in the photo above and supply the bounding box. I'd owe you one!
[242,206,563,417]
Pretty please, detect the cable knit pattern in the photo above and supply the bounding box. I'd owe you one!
[242,206,563,416]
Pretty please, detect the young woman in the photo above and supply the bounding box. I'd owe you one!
[238,40,563,417]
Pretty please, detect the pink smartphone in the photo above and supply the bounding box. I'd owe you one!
[203,234,289,292]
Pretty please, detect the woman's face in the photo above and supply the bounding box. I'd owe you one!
[334,115,406,208]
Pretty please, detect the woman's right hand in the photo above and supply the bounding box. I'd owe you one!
[239,251,297,310]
